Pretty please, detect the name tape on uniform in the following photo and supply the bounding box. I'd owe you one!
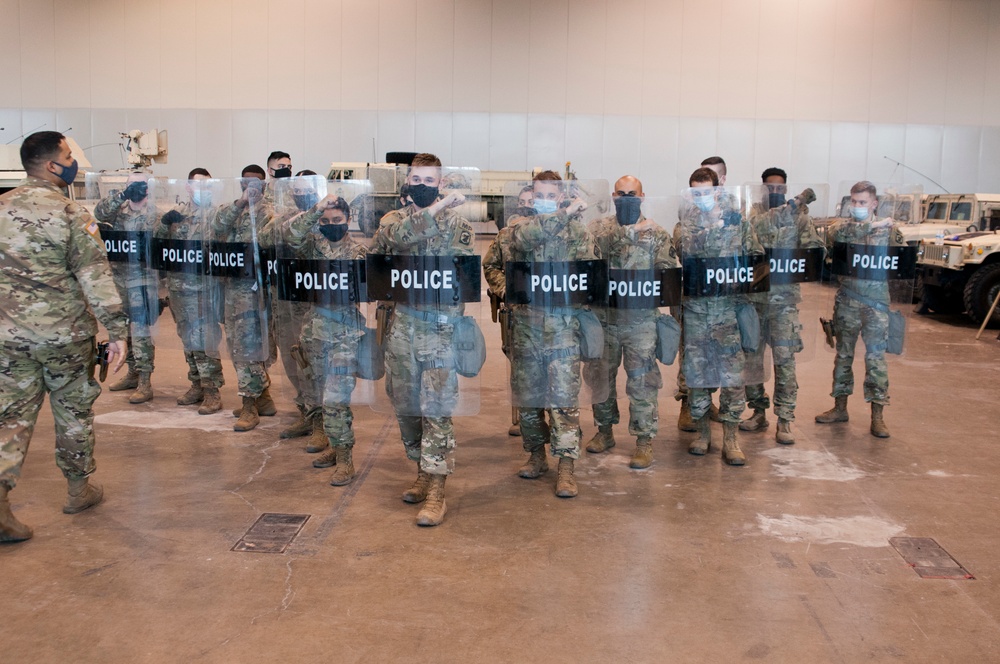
[606,268,682,308]
[100,229,149,263]
[765,247,825,285]
[150,238,206,274]
[205,242,258,278]
[831,242,917,280]
[505,260,609,307]
[365,254,481,304]
[682,254,770,297]
[276,258,368,304]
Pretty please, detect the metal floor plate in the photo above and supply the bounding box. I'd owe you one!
[890,537,975,580]
[232,513,311,554]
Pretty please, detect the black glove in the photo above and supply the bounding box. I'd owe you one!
[123,181,148,202]
[161,210,184,225]
[723,210,742,227]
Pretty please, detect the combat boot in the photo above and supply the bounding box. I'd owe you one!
[304,415,329,453]
[198,388,222,415]
[0,483,32,543]
[677,397,697,432]
[815,395,849,423]
[177,381,204,406]
[416,475,447,526]
[708,403,722,423]
[517,447,549,479]
[402,464,431,504]
[722,422,746,466]
[689,415,711,455]
[233,396,259,432]
[329,448,355,486]
[870,403,890,438]
[312,447,337,468]
[739,408,768,432]
[629,437,654,469]
[585,425,616,454]
[255,388,277,417]
[775,419,795,445]
[108,369,139,392]
[280,405,312,439]
[128,373,153,404]
[555,457,578,498]
[63,477,104,514]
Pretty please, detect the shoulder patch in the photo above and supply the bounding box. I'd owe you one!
[85,219,100,238]
[459,230,472,246]
[894,230,904,244]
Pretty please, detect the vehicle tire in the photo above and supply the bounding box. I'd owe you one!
[919,284,963,315]
[963,262,1000,328]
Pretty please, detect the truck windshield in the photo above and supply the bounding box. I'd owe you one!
[926,201,948,220]
[951,202,972,221]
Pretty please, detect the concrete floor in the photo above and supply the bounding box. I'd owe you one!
[2,275,999,663]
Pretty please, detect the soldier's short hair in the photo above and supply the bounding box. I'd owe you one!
[761,167,786,183]
[700,156,726,177]
[295,169,317,176]
[241,164,266,179]
[410,153,442,169]
[188,167,211,179]
[689,167,719,187]
[267,151,290,166]
[20,130,66,173]
[533,170,562,182]
[850,180,877,198]
[325,196,352,220]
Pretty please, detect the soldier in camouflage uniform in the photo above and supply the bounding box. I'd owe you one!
[740,168,824,445]
[370,153,474,527]
[678,168,764,466]
[507,171,599,497]
[283,196,367,485]
[586,176,678,469]
[154,169,225,415]
[94,172,159,404]
[815,181,904,438]
[1,131,128,543]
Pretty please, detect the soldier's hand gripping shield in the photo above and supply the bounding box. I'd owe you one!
[273,177,379,409]
[502,178,611,410]
[679,185,769,389]
[366,165,484,417]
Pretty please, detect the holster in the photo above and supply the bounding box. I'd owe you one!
[289,343,310,370]
[95,341,110,383]
[820,317,836,349]
[498,306,511,356]
[375,303,395,346]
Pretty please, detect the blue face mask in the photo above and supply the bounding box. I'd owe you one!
[533,198,558,215]
[694,194,716,213]
[54,159,78,187]
[192,190,213,208]
[851,206,870,221]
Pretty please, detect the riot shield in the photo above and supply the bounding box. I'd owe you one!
[502,178,611,411]
[367,164,484,419]
[678,185,768,393]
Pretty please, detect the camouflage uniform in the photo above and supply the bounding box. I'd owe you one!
[284,209,367,449]
[93,191,158,374]
[744,202,825,421]
[678,212,764,423]
[826,218,904,405]
[508,209,599,460]
[154,202,225,389]
[212,197,272,398]
[0,177,129,487]
[371,204,475,476]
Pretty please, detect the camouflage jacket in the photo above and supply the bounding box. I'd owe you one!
[94,192,158,290]
[0,177,129,345]
[154,201,211,294]
[677,211,764,314]
[482,225,514,300]
[749,201,825,305]
[826,217,905,303]
[212,197,273,244]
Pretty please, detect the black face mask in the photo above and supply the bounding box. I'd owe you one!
[407,184,439,209]
[319,223,348,242]
[614,195,642,226]
[293,193,319,211]
[272,167,292,179]
[768,192,787,208]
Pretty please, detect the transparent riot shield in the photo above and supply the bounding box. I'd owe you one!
[366,164,484,419]
[502,178,611,411]
[679,185,769,395]
[202,177,271,364]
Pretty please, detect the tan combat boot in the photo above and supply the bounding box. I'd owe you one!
[280,405,312,439]
[0,482,33,543]
[63,477,104,514]
[108,369,139,392]
[689,415,711,455]
[815,395,849,423]
[629,437,654,469]
[312,447,337,468]
[739,408,769,432]
[255,387,277,417]
[329,448,355,486]
[198,388,222,415]
[870,403,890,438]
[517,447,549,479]
[509,408,521,437]
[177,381,204,406]
[416,475,447,526]
[129,373,153,404]
[775,419,795,445]
[722,422,746,466]
[555,457,578,498]
[677,397,696,432]
[585,425,616,454]
[233,396,259,432]
[304,414,328,453]
[402,464,431,504]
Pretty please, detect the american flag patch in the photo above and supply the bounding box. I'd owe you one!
[86,220,99,237]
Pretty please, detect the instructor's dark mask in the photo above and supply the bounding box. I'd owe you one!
[614,195,642,226]
[407,184,439,209]
[272,167,292,179]
[319,223,348,242]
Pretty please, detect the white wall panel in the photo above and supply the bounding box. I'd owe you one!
[865,123,907,183]
[124,1,161,109]
[638,115,679,197]
[0,110,23,145]
[19,0,56,108]
[527,0,569,115]
[453,0,492,113]
[790,121,832,185]
[267,109,305,169]
[57,109,92,146]
[603,0,643,116]
[488,114,528,171]
[906,0,950,125]
[977,126,1000,193]
[157,109,198,178]
[230,110,268,175]
[566,0,607,116]
[231,0,270,109]
[943,1,988,126]
[21,109,58,145]
[415,112,454,164]
[89,0,127,109]
[161,0,198,109]
[719,0,760,120]
[303,110,343,171]
[717,118,756,184]
[452,113,490,168]
[414,0,455,113]
[903,124,945,193]
[303,0,342,110]
[376,111,416,157]
[603,115,641,183]
[90,108,129,171]
[753,120,793,178]
[983,5,1000,126]
[676,117,718,188]
[940,125,982,194]
[678,0,722,118]
[526,115,567,174]
[829,0,876,123]
[266,0,306,110]
[340,111,379,162]
[340,2,379,111]
[196,110,233,181]
[869,0,911,124]
[792,0,837,121]
[564,114,604,180]
[755,0,797,121]
[0,0,22,108]
[378,0,416,112]
[490,0,530,114]
[640,1,682,117]
[827,122,869,193]
[54,0,91,108]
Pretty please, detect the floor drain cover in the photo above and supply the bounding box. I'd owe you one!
[889,537,974,579]
[233,513,310,554]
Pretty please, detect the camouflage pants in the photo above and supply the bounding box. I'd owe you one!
[682,302,746,423]
[225,281,270,398]
[113,274,156,374]
[519,407,580,460]
[0,338,101,487]
[671,305,688,400]
[300,328,360,450]
[273,299,310,408]
[745,301,803,421]
[592,318,661,439]
[832,289,890,405]
[384,311,459,476]
[171,291,224,388]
